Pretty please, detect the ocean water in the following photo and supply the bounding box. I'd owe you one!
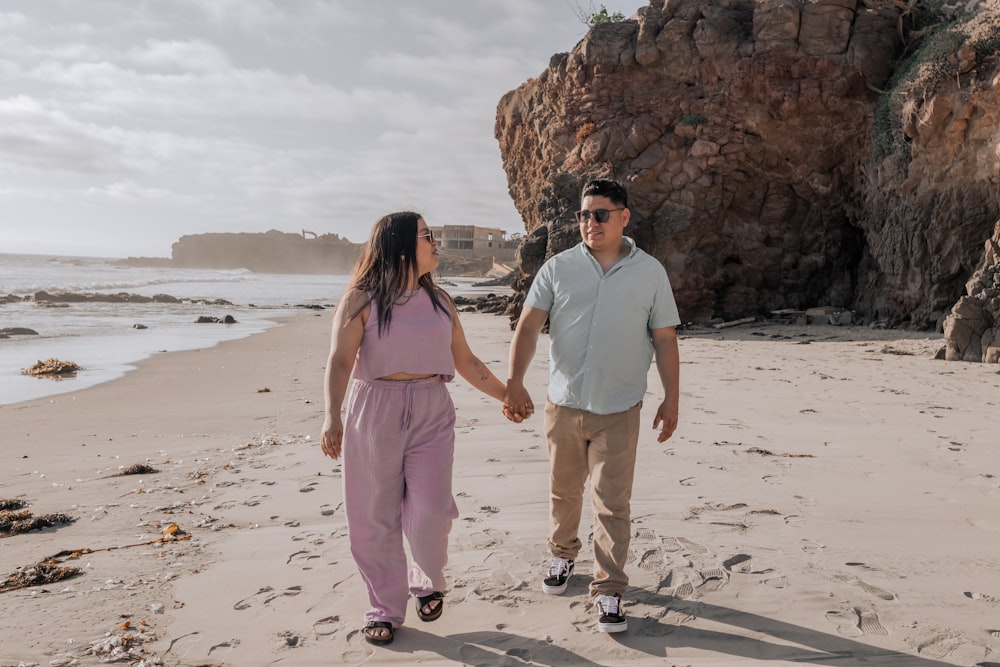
[0,253,508,407]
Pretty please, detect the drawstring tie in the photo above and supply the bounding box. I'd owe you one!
[401,382,413,431]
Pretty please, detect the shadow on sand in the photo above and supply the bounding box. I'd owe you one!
[383,591,967,666]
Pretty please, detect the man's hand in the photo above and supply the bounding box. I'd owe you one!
[502,383,534,423]
[652,400,678,443]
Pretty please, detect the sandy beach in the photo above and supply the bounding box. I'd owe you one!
[1,309,998,666]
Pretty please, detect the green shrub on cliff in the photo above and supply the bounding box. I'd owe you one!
[570,3,625,26]
[871,7,1000,171]
[588,6,625,25]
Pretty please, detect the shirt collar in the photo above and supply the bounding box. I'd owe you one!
[578,235,638,265]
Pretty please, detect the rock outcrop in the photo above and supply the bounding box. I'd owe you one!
[495,0,1000,337]
[943,219,1000,363]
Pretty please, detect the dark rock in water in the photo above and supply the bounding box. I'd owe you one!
[195,315,239,324]
[21,358,82,376]
[1,328,38,336]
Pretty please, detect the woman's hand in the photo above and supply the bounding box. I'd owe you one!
[320,414,344,460]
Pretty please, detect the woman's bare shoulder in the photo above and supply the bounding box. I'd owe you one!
[338,287,372,320]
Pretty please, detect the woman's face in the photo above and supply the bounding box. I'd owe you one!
[414,217,439,278]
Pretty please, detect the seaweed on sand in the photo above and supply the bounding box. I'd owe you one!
[0,509,75,536]
[0,559,83,593]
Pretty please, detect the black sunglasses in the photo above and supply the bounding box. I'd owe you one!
[574,208,624,223]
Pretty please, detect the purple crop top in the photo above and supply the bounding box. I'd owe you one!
[352,288,455,382]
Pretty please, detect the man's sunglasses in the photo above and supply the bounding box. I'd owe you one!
[574,208,624,223]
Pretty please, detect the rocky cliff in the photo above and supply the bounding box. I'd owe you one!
[171,230,359,274]
[495,0,1000,344]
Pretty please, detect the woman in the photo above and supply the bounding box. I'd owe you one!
[320,211,507,646]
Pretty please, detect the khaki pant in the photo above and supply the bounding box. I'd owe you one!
[544,399,641,599]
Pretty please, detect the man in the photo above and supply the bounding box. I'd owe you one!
[503,178,681,633]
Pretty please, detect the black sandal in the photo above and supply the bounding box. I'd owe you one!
[363,620,394,645]
[415,591,444,622]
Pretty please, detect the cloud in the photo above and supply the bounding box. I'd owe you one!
[0,96,125,173]
[128,39,232,72]
[0,0,635,256]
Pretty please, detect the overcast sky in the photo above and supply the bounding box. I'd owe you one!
[0,1,642,258]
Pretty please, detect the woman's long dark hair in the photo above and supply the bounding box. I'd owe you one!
[348,211,451,335]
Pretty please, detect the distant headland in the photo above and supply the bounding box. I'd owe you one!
[116,227,519,277]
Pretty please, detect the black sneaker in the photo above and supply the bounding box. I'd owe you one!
[594,593,627,633]
[541,557,574,595]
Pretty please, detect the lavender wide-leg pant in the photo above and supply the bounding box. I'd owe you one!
[342,376,458,628]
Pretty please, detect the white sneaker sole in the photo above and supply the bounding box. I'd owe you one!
[541,580,570,595]
[597,619,628,633]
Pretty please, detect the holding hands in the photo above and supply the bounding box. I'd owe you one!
[502,380,534,423]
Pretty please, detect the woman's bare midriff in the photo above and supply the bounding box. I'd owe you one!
[377,372,438,381]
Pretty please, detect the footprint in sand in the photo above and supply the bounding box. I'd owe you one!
[659,536,683,552]
[676,537,709,554]
[856,607,888,635]
[964,591,1000,603]
[341,629,374,662]
[695,567,728,593]
[801,538,825,554]
[845,561,880,572]
[855,578,896,600]
[633,527,657,541]
[234,586,274,610]
[722,553,754,574]
[312,615,341,638]
[460,527,507,550]
[640,548,673,571]
[287,549,321,569]
[834,572,896,600]
[915,631,971,659]
[825,609,864,637]
[672,580,696,599]
[233,585,303,611]
[568,599,602,631]
[291,531,321,544]
[318,502,342,517]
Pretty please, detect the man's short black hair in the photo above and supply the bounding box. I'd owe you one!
[581,178,628,208]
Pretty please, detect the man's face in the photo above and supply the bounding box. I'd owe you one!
[577,194,629,251]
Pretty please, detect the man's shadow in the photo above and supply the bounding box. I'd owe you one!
[611,588,969,665]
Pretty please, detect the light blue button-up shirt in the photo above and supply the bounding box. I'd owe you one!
[524,237,680,415]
